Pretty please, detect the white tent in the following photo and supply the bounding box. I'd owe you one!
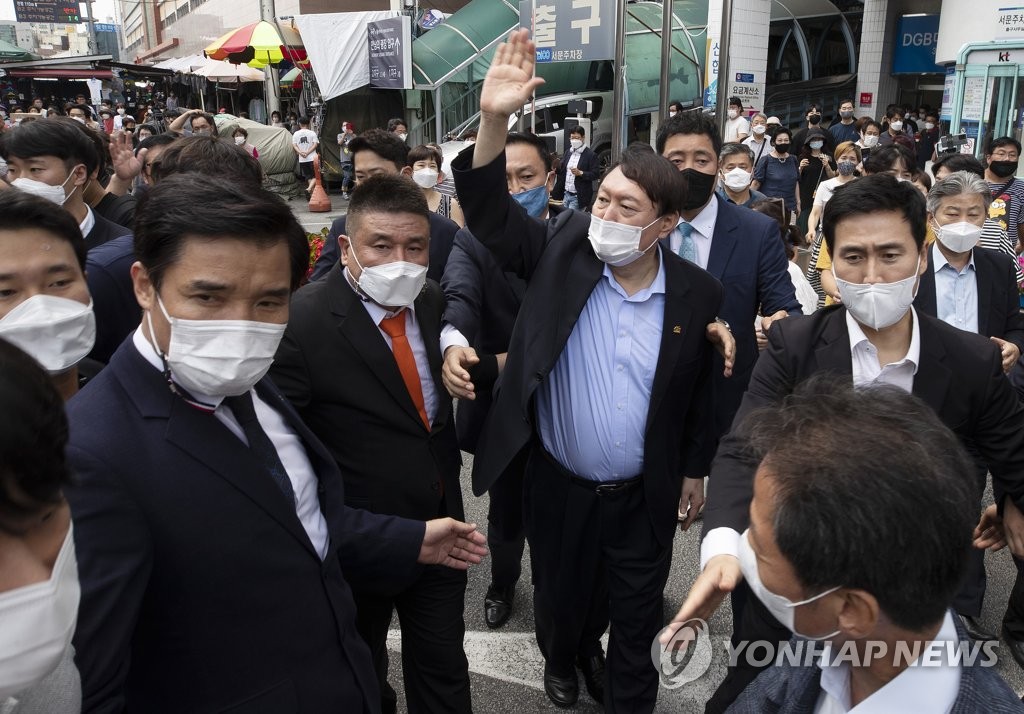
[190,58,265,83]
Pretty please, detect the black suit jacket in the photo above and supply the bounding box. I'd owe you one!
[309,212,458,283]
[552,145,599,209]
[441,227,526,452]
[452,147,724,547]
[271,266,464,535]
[704,307,1024,537]
[66,340,424,713]
[83,209,131,251]
[915,244,1024,353]
[660,196,801,439]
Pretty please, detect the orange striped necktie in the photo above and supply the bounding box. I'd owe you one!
[379,310,431,430]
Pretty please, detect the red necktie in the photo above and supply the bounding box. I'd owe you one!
[379,311,431,430]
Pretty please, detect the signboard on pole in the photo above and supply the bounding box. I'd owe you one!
[703,35,720,109]
[893,14,943,74]
[726,69,763,114]
[13,0,81,23]
[518,0,615,63]
[367,16,411,90]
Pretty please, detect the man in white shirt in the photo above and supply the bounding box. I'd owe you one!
[717,377,1024,713]
[292,115,319,194]
[724,96,750,142]
[660,173,1024,712]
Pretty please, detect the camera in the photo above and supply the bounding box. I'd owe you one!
[937,132,968,155]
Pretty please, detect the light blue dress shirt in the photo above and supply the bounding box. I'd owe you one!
[536,252,666,481]
[932,242,978,335]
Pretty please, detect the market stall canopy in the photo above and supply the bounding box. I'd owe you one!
[192,58,265,83]
[0,54,113,79]
[279,66,303,89]
[204,21,307,69]
[293,11,397,102]
[0,38,39,62]
[153,54,208,73]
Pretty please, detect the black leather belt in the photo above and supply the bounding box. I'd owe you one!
[539,446,641,494]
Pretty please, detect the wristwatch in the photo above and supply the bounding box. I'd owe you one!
[714,317,731,331]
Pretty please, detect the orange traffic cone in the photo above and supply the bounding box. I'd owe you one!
[308,155,332,212]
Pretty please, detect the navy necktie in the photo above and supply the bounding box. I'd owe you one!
[224,391,296,504]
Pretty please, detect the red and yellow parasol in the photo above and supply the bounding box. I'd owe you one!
[204,21,307,69]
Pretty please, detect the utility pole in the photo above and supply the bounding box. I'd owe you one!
[260,0,281,117]
[611,0,627,162]
[84,0,98,54]
[714,0,733,138]
[658,0,673,120]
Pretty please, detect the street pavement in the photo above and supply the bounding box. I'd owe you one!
[287,195,1024,712]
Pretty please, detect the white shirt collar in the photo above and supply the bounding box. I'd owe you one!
[131,324,228,409]
[931,241,976,274]
[845,305,921,375]
[817,611,961,713]
[79,205,95,239]
[677,193,720,238]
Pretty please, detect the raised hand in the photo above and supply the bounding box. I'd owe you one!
[479,28,546,120]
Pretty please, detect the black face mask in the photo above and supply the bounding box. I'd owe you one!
[989,160,1019,179]
[808,114,821,125]
[681,168,717,210]
[774,143,790,154]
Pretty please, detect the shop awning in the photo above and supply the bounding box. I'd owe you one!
[4,68,112,79]
[411,0,519,89]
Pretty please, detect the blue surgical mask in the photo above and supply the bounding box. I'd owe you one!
[512,184,549,218]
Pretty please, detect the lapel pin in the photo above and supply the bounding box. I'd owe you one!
[673,325,682,334]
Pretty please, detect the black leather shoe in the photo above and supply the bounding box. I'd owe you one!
[543,665,578,708]
[483,584,514,629]
[959,614,997,641]
[1003,626,1024,669]
[576,652,605,705]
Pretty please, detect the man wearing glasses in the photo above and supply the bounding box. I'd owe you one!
[984,137,1024,251]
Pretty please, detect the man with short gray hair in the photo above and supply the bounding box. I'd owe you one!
[717,143,767,209]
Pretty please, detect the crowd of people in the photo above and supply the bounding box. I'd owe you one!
[4,27,1024,714]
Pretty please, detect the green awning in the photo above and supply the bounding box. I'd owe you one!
[0,39,38,62]
[412,0,519,88]
[412,0,704,112]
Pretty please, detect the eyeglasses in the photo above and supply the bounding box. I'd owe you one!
[991,150,1019,160]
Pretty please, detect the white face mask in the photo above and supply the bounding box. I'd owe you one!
[727,109,739,119]
[925,122,935,131]
[833,256,921,330]
[117,108,125,115]
[862,134,879,148]
[234,136,245,145]
[570,138,583,150]
[11,167,78,206]
[752,124,767,136]
[935,220,983,253]
[397,132,408,142]
[348,243,427,308]
[147,294,286,398]
[738,530,840,640]
[723,167,752,191]
[0,295,95,373]
[587,214,660,267]
[0,526,80,701]
[890,120,903,132]
[411,168,439,188]
[668,111,677,118]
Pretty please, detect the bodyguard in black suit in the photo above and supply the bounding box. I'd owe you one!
[445,30,724,712]
[552,124,599,210]
[309,129,458,283]
[66,177,486,713]
[271,175,473,714]
[663,174,1024,713]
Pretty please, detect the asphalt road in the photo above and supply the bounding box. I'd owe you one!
[379,456,1024,712]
